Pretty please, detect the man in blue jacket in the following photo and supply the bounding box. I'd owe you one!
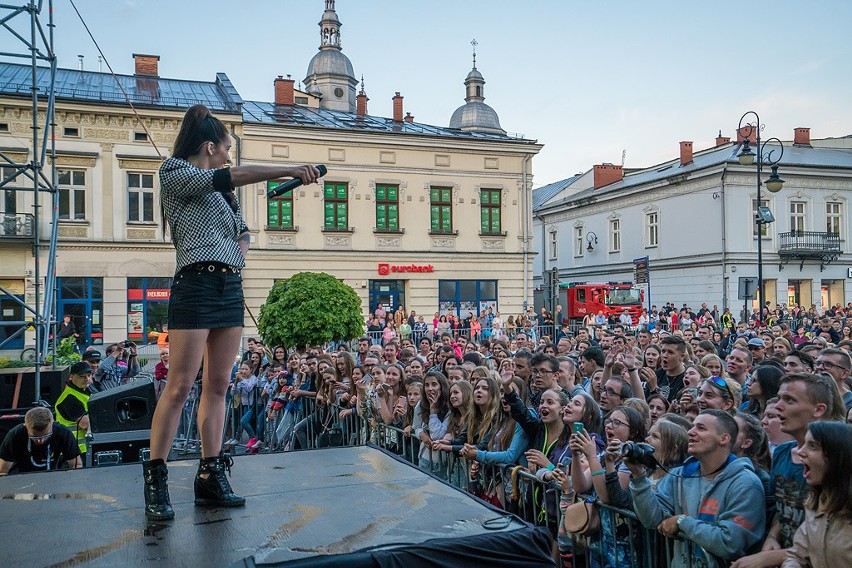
[627,409,765,568]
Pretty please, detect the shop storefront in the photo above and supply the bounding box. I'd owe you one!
[57,277,103,346]
[438,279,498,319]
[127,277,171,344]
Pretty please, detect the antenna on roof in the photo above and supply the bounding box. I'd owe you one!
[621,149,626,166]
[97,55,102,72]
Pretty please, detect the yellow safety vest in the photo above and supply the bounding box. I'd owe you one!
[55,383,89,455]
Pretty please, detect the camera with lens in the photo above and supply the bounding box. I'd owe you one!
[621,442,658,468]
[121,340,133,348]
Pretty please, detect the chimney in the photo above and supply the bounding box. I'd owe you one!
[404,112,414,123]
[736,126,757,145]
[356,90,368,116]
[593,164,623,189]
[392,92,403,123]
[274,75,295,106]
[794,127,811,146]
[679,141,693,166]
[77,55,84,71]
[132,53,160,76]
[715,130,731,147]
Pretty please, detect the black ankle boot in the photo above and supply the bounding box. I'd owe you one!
[194,453,246,508]
[143,458,174,520]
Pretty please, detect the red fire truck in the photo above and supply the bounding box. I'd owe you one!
[560,282,644,325]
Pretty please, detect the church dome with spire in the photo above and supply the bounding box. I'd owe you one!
[449,46,505,135]
[304,0,358,112]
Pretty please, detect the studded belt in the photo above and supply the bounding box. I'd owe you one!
[193,263,240,274]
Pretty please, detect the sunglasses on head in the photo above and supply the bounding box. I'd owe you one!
[707,376,733,399]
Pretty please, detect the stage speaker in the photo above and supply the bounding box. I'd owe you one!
[88,380,156,433]
[0,366,69,408]
[0,408,28,441]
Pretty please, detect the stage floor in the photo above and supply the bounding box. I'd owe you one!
[0,446,536,567]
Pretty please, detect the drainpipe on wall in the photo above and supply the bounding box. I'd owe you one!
[522,155,532,310]
[720,164,728,312]
[230,124,244,216]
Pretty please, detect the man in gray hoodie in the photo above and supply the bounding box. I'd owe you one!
[627,409,766,568]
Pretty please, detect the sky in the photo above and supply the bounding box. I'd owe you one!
[2,0,851,187]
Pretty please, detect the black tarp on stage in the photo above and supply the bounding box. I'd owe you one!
[0,445,553,567]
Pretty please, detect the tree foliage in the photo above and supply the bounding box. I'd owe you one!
[257,272,364,349]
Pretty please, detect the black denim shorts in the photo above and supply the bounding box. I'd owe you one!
[168,263,244,330]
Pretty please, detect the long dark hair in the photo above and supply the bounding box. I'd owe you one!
[172,104,228,159]
[746,364,783,416]
[162,104,230,235]
[804,422,852,519]
[421,371,450,424]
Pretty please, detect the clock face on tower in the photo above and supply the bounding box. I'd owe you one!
[334,87,344,98]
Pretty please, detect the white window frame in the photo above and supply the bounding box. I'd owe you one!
[645,211,658,248]
[549,230,558,260]
[57,168,86,221]
[790,201,806,234]
[752,198,768,237]
[1,166,18,214]
[609,218,621,253]
[127,171,155,223]
[574,226,584,258]
[826,201,842,236]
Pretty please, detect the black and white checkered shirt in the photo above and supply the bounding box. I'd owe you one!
[160,157,248,272]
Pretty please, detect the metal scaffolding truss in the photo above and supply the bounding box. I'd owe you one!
[0,0,58,403]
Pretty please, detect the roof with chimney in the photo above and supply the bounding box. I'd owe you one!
[0,62,242,114]
[535,141,852,213]
[241,100,527,141]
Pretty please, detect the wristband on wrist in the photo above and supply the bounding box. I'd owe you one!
[547,463,556,471]
[591,469,606,477]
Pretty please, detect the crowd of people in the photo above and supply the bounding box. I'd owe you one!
[2,300,852,567]
[223,301,852,567]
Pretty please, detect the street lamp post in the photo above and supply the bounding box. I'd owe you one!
[737,111,785,316]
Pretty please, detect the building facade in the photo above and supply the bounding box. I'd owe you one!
[533,129,852,319]
[0,2,541,352]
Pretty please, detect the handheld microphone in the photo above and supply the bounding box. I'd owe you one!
[266,165,327,198]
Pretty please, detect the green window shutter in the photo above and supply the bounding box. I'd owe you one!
[430,187,439,203]
[389,204,398,230]
[324,202,335,228]
[281,201,292,229]
[337,202,347,228]
[268,199,279,227]
[431,206,440,232]
[481,191,490,205]
[377,204,387,230]
[441,188,451,202]
[481,207,489,233]
[492,209,501,233]
[324,184,334,198]
[388,186,398,200]
[442,206,451,232]
[376,185,386,200]
[336,184,347,199]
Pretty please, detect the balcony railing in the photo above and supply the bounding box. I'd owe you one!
[0,213,33,238]
[778,230,842,271]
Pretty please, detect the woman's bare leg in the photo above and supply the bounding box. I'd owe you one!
[197,326,242,458]
[149,329,208,460]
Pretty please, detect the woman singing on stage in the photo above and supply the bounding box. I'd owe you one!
[143,104,319,520]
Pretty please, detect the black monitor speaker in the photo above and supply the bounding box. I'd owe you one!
[88,380,156,433]
[0,366,69,408]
